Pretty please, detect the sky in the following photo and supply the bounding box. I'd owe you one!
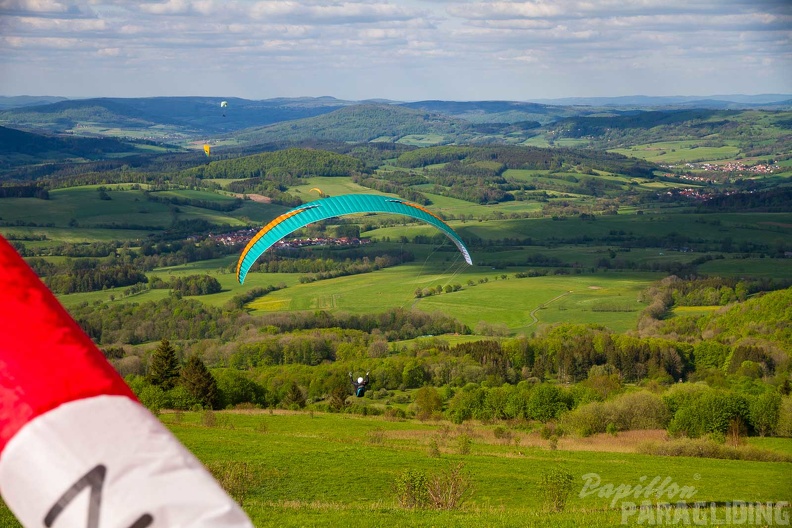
[0,0,790,101]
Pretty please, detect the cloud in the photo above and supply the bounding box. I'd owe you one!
[0,0,789,99]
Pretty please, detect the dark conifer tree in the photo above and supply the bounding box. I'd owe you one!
[282,381,306,409]
[147,338,180,390]
[180,355,219,409]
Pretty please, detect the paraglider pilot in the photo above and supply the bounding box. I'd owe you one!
[349,372,370,397]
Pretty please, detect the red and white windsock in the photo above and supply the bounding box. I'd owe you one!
[0,235,253,528]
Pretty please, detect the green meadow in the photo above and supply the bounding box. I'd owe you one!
[697,257,792,280]
[172,412,792,527]
[611,142,742,164]
[52,253,657,334]
[243,266,656,334]
[6,410,782,528]
[294,177,382,200]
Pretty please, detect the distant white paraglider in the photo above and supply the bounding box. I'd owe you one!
[220,100,228,117]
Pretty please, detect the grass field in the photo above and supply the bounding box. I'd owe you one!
[170,412,792,527]
[611,143,742,164]
[697,257,792,279]
[241,265,657,334]
[6,411,787,528]
[52,253,658,334]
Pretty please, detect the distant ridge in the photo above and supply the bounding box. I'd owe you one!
[0,95,68,110]
[528,94,792,108]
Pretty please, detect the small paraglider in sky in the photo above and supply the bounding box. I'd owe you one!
[220,100,228,117]
[309,187,325,197]
[203,144,211,157]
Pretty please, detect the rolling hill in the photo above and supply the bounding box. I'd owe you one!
[232,104,473,145]
[0,125,136,174]
[0,96,355,136]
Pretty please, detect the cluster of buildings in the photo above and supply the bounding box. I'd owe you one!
[680,162,778,174]
[658,161,779,185]
[667,173,718,184]
[206,228,369,249]
[664,188,741,201]
[697,162,777,174]
[271,236,370,249]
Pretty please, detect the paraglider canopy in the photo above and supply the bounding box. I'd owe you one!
[220,101,228,108]
[236,194,473,284]
[203,144,211,156]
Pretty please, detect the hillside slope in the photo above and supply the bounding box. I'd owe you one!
[0,96,353,135]
[233,104,472,144]
[0,125,134,174]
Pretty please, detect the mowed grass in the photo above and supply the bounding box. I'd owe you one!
[0,187,172,228]
[0,187,288,242]
[697,257,792,279]
[169,412,792,527]
[294,177,388,201]
[243,263,658,334]
[610,142,742,163]
[54,250,657,334]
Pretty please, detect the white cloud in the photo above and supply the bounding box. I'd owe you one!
[0,0,789,99]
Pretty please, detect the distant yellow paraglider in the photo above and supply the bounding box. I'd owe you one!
[309,187,325,197]
[203,144,211,157]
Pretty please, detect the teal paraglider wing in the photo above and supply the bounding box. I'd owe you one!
[236,194,472,284]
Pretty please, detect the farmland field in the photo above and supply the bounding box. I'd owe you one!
[245,266,658,334]
[610,143,742,163]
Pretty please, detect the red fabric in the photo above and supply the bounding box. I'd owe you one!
[0,235,136,454]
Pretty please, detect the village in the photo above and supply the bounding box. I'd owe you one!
[207,228,371,250]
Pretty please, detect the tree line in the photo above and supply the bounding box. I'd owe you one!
[121,337,790,443]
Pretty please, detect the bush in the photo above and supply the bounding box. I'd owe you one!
[456,433,472,455]
[613,391,670,430]
[426,463,474,510]
[749,391,782,437]
[206,461,262,506]
[200,409,216,427]
[662,382,711,414]
[776,397,792,437]
[527,384,569,422]
[493,425,513,443]
[200,410,234,429]
[428,438,441,458]
[167,384,200,411]
[539,468,575,512]
[384,407,407,421]
[561,391,669,436]
[637,438,792,462]
[137,384,168,415]
[413,386,443,420]
[668,390,749,438]
[445,385,486,424]
[393,469,429,508]
[560,401,608,437]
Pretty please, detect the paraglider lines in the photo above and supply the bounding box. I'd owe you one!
[236,206,318,283]
[235,195,472,284]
